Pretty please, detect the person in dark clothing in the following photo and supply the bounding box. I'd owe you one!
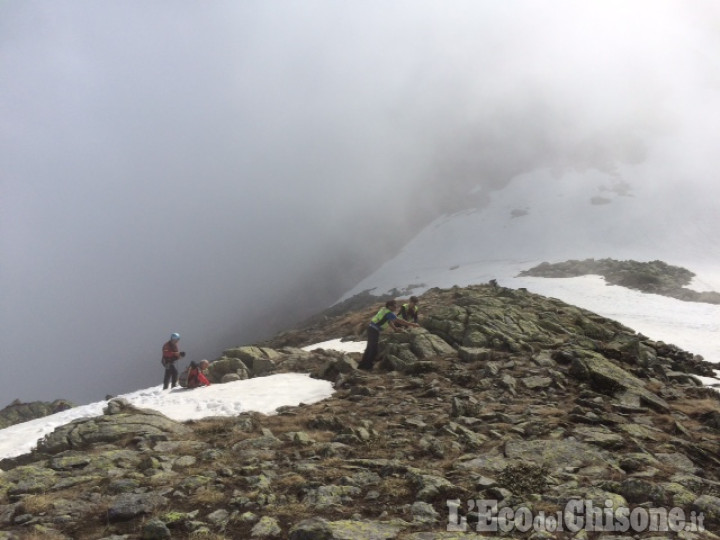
[358,300,419,371]
[398,296,420,323]
[162,332,185,389]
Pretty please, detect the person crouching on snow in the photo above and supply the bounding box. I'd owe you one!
[187,359,211,389]
[358,299,419,371]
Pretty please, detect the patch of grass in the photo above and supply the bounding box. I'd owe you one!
[318,457,345,469]
[192,417,235,436]
[274,473,308,495]
[20,493,55,514]
[267,501,312,522]
[379,477,413,499]
[671,398,720,417]
[18,532,68,540]
[191,486,226,506]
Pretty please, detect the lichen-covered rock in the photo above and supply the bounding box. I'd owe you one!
[457,346,493,362]
[320,355,358,381]
[692,494,720,527]
[661,482,697,507]
[410,331,455,358]
[289,517,333,540]
[0,399,75,430]
[141,518,171,539]
[222,346,280,375]
[304,485,362,507]
[568,351,669,411]
[504,439,611,470]
[5,465,57,498]
[619,478,668,505]
[207,356,251,383]
[251,515,282,537]
[107,493,167,522]
[522,376,552,389]
[411,501,440,523]
[656,452,698,474]
[36,399,192,454]
[207,508,231,527]
[408,470,458,501]
[49,451,91,471]
[0,504,17,528]
[572,426,625,449]
[289,517,407,540]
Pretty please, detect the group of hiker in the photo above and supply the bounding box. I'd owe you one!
[161,333,210,390]
[160,295,421,387]
[358,296,421,371]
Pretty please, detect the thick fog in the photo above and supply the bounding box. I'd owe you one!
[2,1,719,405]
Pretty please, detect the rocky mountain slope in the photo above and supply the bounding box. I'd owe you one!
[0,400,75,431]
[519,259,720,305]
[2,283,720,539]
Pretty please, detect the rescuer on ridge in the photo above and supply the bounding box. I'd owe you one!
[161,332,186,389]
[358,299,419,371]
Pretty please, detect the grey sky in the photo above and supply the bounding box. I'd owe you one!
[2,1,719,404]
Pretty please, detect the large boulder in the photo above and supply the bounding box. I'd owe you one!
[504,439,613,470]
[207,356,251,383]
[289,517,406,540]
[379,330,454,373]
[568,351,669,411]
[36,398,192,454]
[222,346,281,376]
[107,492,168,522]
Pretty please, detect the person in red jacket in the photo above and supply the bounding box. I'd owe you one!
[162,332,185,389]
[187,359,211,389]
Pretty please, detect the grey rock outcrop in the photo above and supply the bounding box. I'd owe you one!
[36,398,192,454]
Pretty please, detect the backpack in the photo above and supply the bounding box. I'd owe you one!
[178,361,197,388]
[187,366,200,388]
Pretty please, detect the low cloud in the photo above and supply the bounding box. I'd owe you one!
[2,1,719,403]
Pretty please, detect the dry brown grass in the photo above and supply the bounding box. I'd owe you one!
[671,398,720,416]
[190,486,226,506]
[318,457,345,469]
[263,408,325,432]
[378,477,413,499]
[19,493,55,514]
[266,501,312,521]
[532,406,567,418]
[18,533,68,540]
[653,413,684,434]
[531,499,564,515]
[274,473,309,495]
[191,417,238,437]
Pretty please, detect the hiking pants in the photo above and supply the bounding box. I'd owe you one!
[163,363,178,389]
[359,325,380,370]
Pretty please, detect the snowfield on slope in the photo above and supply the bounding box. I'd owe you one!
[341,167,720,368]
[0,372,334,461]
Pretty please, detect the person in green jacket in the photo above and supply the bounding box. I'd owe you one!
[398,296,419,323]
[358,299,419,371]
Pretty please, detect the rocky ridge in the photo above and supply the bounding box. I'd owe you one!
[0,400,75,431]
[1,284,720,539]
[519,259,720,304]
